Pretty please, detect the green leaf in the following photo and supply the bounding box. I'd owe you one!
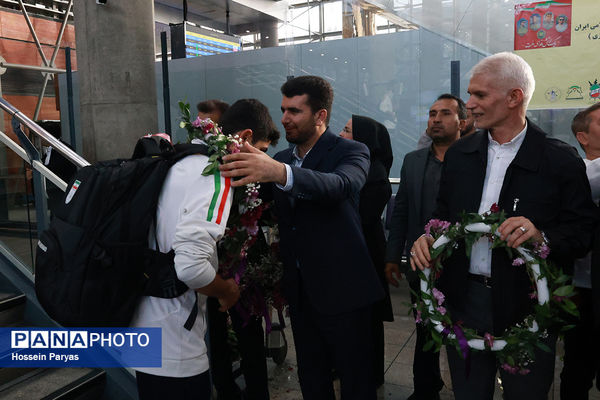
[202,164,214,176]
[560,324,576,332]
[553,286,574,297]
[422,340,434,352]
[535,341,552,353]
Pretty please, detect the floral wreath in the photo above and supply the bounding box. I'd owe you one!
[179,101,287,331]
[415,204,578,374]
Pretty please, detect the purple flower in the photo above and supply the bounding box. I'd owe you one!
[432,288,445,305]
[247,225,259,236]
[501,363,519,374]
[424,219,451,236]
[415,310,422,324]
[436,306,446,315]
[484,332,494,348]
[512,257,525,266]
[534,242,551,259]
[519,368,531,375]
[191,116,203,128]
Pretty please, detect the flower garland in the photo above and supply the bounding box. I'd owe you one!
[218,186,287,332]
[415,204,578,374]
[178,101,242,176]
[179,101,287,331]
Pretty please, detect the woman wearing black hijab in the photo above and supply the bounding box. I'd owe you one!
[341,115,394,388]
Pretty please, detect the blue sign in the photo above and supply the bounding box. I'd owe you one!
[0,328,161,367]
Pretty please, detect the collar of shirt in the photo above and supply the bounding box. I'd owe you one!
[487,122,527,152]
[427,145,443,164]
[291,145,313,167]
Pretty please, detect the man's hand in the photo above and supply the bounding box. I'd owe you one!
[220,142,287,187]
[497,216,544,248]
[217,278,240,312]
[385,262,402,287]
[409,235,435,271]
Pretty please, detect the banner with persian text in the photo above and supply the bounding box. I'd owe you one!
[515,0,600,109]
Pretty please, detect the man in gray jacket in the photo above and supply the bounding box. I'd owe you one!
[385,93,466,400]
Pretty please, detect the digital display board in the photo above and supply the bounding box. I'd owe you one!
[170,22,241,59]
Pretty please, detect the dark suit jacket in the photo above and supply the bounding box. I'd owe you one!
[591,224,600,331]
[272,129,384,315]
[385,147,431,273]
[435,120,597,334]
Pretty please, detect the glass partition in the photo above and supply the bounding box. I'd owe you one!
[155,29,489,176]
[0,143,37,273]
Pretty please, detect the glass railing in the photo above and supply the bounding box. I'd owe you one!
[0,98,88,277]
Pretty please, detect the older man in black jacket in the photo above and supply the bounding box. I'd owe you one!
[411,52,597,399]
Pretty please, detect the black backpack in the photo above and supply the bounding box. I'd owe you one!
[35,135,208,328]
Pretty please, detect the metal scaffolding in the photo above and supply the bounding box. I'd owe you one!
[0,0,74,120]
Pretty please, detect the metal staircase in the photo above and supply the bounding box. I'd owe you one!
[0,280,106,400]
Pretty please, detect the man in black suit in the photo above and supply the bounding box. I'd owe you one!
[411,52,597,399]
[385,93,466,400]
[220,75,384,399]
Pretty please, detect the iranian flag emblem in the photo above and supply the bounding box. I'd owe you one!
[65,180,81,204]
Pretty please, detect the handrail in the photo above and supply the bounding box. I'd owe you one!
[0,98,90,168]
[0,129,68,191]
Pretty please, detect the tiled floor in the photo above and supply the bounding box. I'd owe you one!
[263,279,600,400]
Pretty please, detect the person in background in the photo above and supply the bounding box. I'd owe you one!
[340,115,394,388]
[197,99,229,123]
[385,94,466,400]
[418,97,472,148]
[461,109,477,137]
[560,103,600,400]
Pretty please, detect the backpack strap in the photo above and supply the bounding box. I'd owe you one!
[183,292,199,331]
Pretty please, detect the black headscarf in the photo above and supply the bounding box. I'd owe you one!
[351,115,393,183]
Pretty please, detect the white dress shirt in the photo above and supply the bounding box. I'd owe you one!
[469,123,527,277]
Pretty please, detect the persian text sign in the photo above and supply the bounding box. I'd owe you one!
[516,0,600,109]
[515,1,572,50]
[0,328,161,367]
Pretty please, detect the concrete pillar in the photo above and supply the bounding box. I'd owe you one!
[74,0,158,163]
[259,16,278,48]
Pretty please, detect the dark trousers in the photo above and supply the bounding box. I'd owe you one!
[446,280,556,400]
[136,370,211,400]
[409,276,444,397]
[207,297,269,400]
[371,316,385,387]
[560,287,600,400]
[289,285,376,400]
